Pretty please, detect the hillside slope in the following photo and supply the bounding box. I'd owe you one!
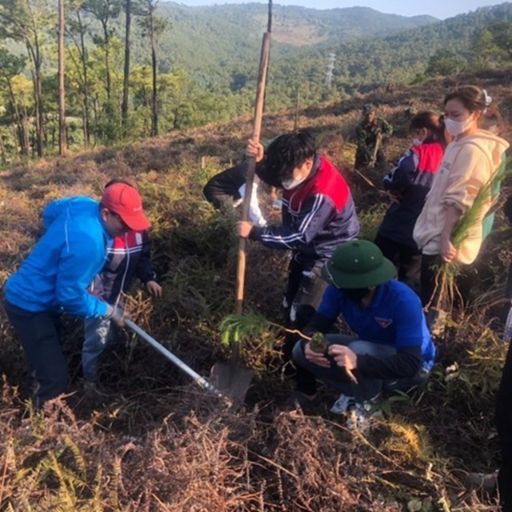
[0,74,510,510]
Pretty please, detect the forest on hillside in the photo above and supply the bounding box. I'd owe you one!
[0,1,511,160]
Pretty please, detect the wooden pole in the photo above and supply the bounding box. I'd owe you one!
[58,0,67,155]
[235,0,272,316]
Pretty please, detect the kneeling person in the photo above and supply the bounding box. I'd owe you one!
[203,162,267,227]
[292,240,435,424]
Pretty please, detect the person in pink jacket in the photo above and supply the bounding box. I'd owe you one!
[413,86,509,307]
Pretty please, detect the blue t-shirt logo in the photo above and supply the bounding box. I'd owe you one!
[374,317,393,328]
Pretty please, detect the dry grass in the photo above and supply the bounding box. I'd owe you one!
[0,74,510,510]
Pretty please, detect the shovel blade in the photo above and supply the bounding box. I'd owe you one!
[210,362,253,404]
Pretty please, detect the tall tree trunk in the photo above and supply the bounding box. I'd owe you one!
[5,79,28,156]
[121,0,131,134]
[27,5,44,157]
[102,21,111,102]
[58,0,67,155]
[0,133,6,165]
[78,11,90,145]
[22,96,30,155]
[30,65,43,157]
[150,14,158,137]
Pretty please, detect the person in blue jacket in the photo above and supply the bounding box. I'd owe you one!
[4,182,151,407]
[292,240,435,426]
[375,112,447,290]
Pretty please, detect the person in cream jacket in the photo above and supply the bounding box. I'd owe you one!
[413,86,509,307]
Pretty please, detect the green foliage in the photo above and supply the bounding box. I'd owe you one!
[425,49,466,77]
[219,312,271,347]
[0,2,511,157]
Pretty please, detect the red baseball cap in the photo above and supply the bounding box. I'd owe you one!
[101,183,151,231]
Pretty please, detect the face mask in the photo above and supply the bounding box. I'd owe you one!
[412,138,423,146]
[445,116,473,136]
[340,287,370,303]
[282,175,307,190]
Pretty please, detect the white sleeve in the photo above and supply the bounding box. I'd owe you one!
[238,183,267,227]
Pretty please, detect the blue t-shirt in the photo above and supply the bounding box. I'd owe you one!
[317,279,436,370]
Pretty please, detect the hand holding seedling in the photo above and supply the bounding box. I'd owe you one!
[328,345,357,371]
[304,341,330,368]
[440,236,457,263]
[309,331,327,353]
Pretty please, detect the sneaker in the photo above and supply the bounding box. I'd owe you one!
[346,401,369,431]
[345,400,383,432]
[330,394,355,415]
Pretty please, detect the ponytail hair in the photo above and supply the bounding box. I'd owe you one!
[479,106,503,134]
[409,111,448,146]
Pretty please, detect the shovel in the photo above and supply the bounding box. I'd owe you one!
[125,319,224,399]
[210,0,273,403]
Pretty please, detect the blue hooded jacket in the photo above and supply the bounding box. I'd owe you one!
[5,197,112,317]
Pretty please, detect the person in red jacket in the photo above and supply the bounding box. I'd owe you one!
[82,179,162,391]
[238,131,359,398]
[375,111,447,291]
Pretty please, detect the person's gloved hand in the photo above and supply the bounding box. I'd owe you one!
[146,280,163,297]
[106,305,128,327]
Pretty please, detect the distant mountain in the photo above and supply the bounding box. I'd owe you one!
[127,2,511,92]
[322,2,512,88]
[127,2,512,92]
[129,3,438,81]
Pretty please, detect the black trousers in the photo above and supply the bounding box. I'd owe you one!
[420,254,443,307]
[283,258,328,395]
[497,340,512,511]
[203,183,239,210]
[374,234,422,292]
[5,301,67,408]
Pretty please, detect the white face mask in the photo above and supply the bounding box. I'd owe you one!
[282,175,307,190]
[412,138,423,146]
[445,116,473,137]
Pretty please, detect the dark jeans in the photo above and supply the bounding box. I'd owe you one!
[375,234,421,292]
[496,340,512,511]
[5,301,67,408]
[292,334,429,402]
[420,254,442,307]
[283,258,328,395]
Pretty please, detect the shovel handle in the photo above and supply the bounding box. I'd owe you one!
[125,319,223,397]
[235,31,272,317]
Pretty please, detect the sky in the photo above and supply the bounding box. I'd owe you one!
[171,0,505,20]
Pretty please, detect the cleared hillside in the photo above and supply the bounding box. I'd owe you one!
[0,74,510,510]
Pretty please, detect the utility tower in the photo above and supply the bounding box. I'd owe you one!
[325,52,336,88]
